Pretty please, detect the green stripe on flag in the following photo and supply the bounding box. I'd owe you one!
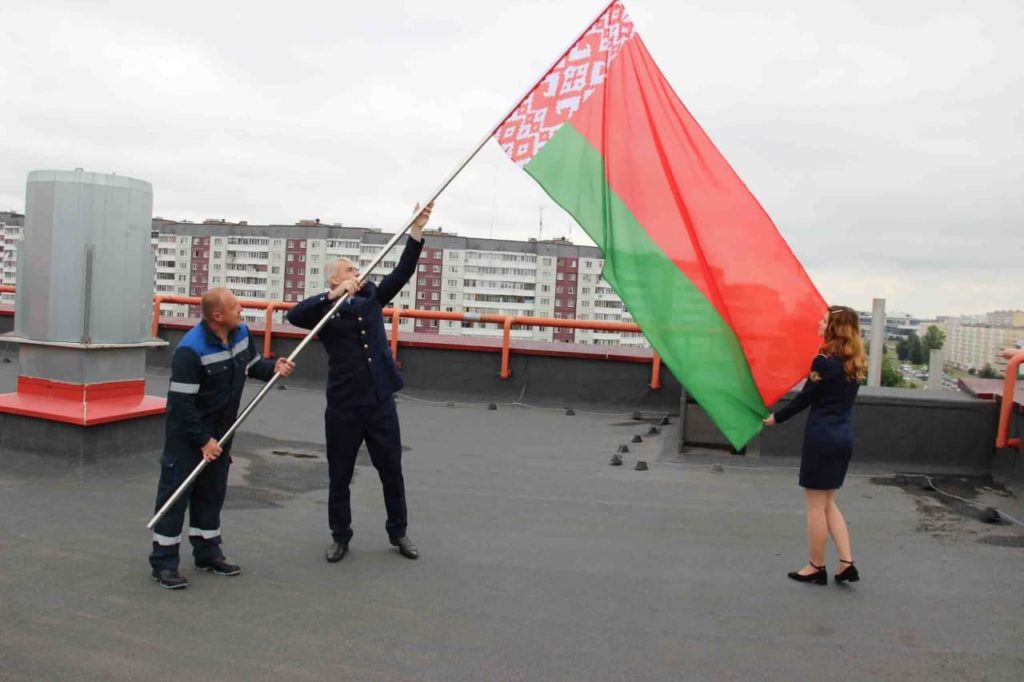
[526,122,767,448]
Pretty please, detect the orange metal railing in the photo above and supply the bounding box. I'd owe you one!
[150,293,663,390]
[996,351,1023,450]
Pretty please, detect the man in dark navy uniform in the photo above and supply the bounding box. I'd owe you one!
[149,288,295,589]
[287,203,432,563]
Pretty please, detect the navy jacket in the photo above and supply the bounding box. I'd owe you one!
[774,353,860,442]
[164,321,276,460]
[287,237,423,408]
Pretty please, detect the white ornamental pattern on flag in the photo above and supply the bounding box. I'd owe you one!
[494,1,635,167]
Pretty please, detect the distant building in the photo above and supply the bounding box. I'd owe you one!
[985,310,1024,328]
[0,211,25,306]
[944,314,1024,375]
[857,310,924,338]
[149,219,648,348]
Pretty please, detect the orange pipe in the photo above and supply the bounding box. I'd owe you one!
[650,351,662,390]
[389,307,640,333]
[390,308,402,365]
[151,295,165,336]
[0,285,14,294]
[12,286,661,386]
[263,304,277,358]
[500,317,515,378]
[996,352,1023,450]
[257,300,294,358]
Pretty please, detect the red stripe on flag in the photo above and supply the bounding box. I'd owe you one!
[567,35,825,405]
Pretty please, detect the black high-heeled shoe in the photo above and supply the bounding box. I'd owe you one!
[787,562,828,585]
[834,559,860,583]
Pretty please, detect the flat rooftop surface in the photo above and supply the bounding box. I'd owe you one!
[1,359,1023,681]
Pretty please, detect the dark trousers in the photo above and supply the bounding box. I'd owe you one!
[325,396,407,543]
[149,447,230,572]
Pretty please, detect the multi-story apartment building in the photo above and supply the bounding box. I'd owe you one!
[149,219,647,347]
[0,211,25,306]
[987,310,1024,328]
[944,315,1024,375]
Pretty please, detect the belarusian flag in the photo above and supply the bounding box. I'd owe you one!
[494,1,825,449]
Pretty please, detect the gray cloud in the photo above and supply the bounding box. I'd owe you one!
[1,0,1020,317]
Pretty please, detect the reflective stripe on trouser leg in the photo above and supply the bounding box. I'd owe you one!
[188,449,230,564]
[149,458,190,572]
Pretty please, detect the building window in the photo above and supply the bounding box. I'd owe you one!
[432,265,441,273]
[431,292,439,300]
[417,292,425,300]
[419,264,426,272]
[556,272,563,280]
[417,278,426,286]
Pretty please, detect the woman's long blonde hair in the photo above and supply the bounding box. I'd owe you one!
[821,306,868,382]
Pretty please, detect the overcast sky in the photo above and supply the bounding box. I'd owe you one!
[1,0,1021,318]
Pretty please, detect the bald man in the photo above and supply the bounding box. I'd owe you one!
[149,288,295,589]
[288,203,432,563]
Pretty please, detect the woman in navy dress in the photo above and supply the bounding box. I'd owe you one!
[763,306,867,585]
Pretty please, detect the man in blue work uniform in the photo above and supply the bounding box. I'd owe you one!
[149,288,295,589]
[287,203,432,563]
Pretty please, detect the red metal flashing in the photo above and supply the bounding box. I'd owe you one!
[0,377,166,426]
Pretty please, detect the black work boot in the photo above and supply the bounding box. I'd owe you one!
[389,535,419,560]
[152,568,189,590]
[195,557,241,576]
[326,542,349,563]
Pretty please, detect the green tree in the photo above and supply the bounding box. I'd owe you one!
[907,332,925,365]
[922,325,945,352]
[978,363,1000,379]
[881,354,905,387]
[896,336,910,361]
